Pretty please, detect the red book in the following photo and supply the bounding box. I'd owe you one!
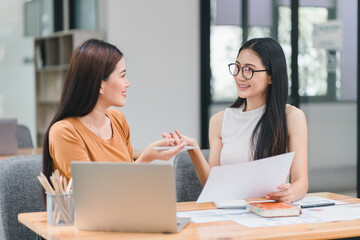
[248,202,301,218]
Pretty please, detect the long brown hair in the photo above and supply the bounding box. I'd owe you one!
[230,38,288,159]
[42,39,123,190]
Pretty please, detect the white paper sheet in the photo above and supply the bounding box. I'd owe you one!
[233,211,323,227]
[236,204,360,228]
[303,203,360,222]
[177,209,250,223]
[196,152,294,203]
[177,204,360,228]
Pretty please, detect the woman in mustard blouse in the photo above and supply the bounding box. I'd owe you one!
[42,39,187,180]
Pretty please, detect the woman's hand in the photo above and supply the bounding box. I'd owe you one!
[266,183,293,204]
[136,138,188,163]
[161,129,199,148]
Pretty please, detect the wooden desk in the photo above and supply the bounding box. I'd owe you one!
[18,192,360,240]
[0,148,42,161]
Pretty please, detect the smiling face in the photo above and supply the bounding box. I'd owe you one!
[234,49,272,105]
[99,58,130,107]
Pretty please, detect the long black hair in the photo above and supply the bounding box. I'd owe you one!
[42,39,123,186]
[230,38,288,159]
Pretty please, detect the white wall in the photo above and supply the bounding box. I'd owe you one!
[98,0,200,151]
[0,0,36,145]
[301,103,356,169]
[302,102,356,191]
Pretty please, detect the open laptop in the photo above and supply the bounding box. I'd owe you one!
[71,162,191,233]
[0,119,17,155]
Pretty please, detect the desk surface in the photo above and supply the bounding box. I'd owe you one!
[18,192,360,240]
[0,148,42,161]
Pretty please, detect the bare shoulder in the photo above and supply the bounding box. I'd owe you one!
[209,110,225,128]
[286,105,307,130]
[208,110,225,138]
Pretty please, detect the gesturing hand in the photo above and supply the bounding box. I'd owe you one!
[139,138,188,162]
[161,130,199,149]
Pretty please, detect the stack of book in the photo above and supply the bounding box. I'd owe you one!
[248,202,301,218]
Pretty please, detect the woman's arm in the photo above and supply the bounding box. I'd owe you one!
[268,106,308,203]
[168,111,224,185]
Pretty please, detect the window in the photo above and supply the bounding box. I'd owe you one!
[210,0,342,102]
[210,25,242,102]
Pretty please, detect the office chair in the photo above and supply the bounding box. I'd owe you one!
[0,154,45,240]
[17,124,33,148]
[173,149,209,202]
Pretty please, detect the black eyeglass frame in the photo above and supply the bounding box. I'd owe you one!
[228,63,271,80]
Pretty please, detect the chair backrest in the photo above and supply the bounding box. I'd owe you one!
[0,154,45,240]
[17,124,33,148]
[173,149,209,202]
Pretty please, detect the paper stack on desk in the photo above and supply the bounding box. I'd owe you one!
[197,152,294,203]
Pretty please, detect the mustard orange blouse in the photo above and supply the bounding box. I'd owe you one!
[49,108,133,179]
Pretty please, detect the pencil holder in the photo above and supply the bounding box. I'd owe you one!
[46,192,74,226]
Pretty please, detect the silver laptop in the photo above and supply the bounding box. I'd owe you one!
[0,119,17,155]
[71,162,191,233]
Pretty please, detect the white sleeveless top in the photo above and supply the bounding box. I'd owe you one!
[220,104,266,165]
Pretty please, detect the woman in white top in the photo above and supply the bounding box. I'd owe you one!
[164,38,308,203]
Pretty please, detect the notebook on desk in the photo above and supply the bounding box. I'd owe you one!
[0,118,17,155]
[71,162,191,233]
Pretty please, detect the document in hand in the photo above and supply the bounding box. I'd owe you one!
[249,202,301,218]
[196,152,294,203]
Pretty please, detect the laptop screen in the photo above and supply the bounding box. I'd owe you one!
[71,162,184,233]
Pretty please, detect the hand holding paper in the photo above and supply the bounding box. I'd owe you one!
[196,152,294,203]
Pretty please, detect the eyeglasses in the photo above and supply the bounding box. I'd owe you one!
[228,63,270,80]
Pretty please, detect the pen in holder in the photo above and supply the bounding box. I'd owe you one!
[46,192,74,225]
[37,170,74,226]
